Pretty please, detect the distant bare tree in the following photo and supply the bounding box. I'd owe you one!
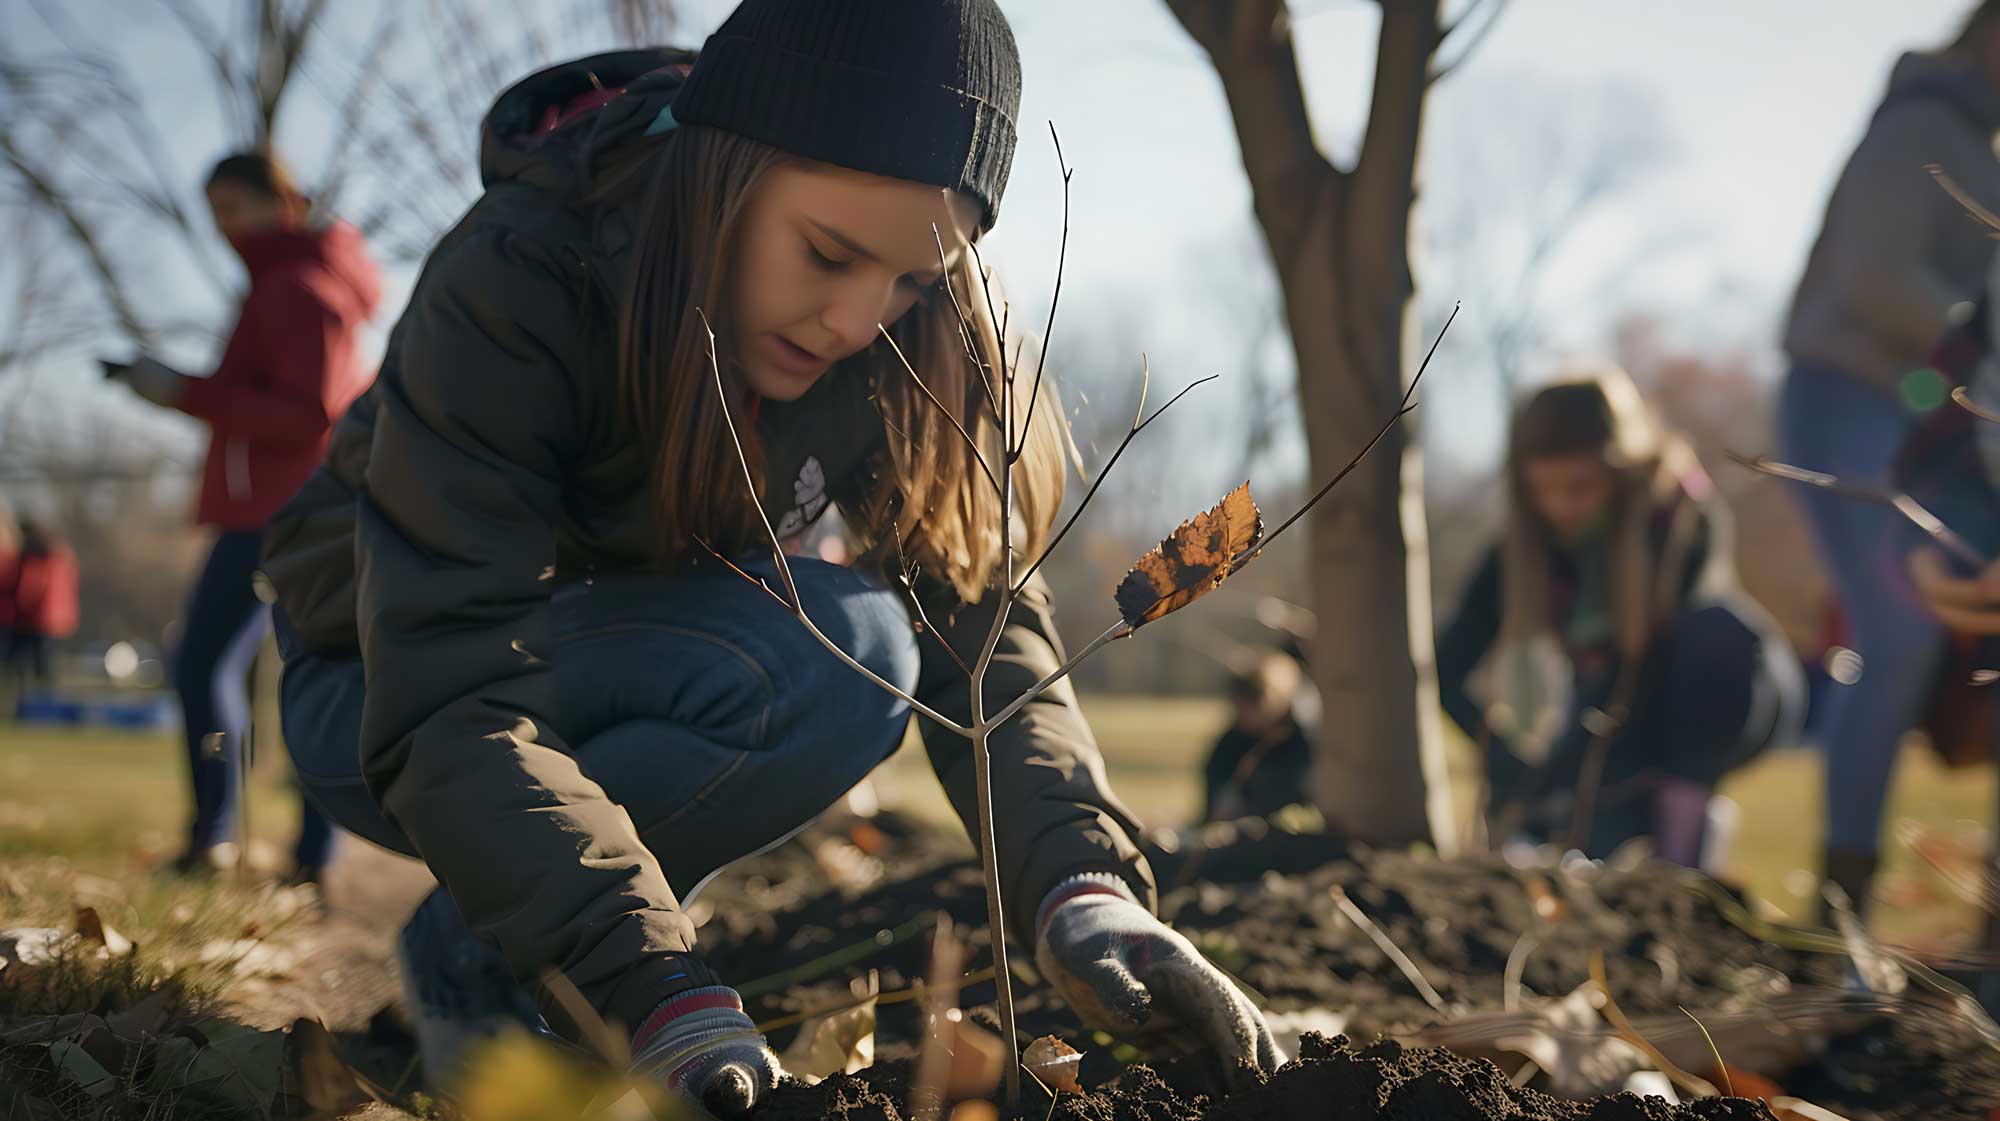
[1418,75,1685,397]
[0,0,684,369]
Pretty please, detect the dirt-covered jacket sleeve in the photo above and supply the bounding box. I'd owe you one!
[909,574,1157,942]
[354,225,696,1035]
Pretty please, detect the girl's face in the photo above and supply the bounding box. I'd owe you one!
[728,162,982,401]
[206,179,301,248]
[1522,452,1617,545]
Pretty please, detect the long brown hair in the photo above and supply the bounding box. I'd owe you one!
[607,125,1064,602]
[1499,364,1726,662]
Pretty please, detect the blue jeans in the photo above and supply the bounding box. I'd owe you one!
[1779,363,1941,856]
[273,557,919,1030]
[175,529,338,869]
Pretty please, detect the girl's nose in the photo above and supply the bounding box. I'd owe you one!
[821,281,900,356]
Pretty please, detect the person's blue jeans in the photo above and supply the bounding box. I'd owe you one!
[174,529,339,871]
[273,556,920,1037]
[1779,363,1942,857]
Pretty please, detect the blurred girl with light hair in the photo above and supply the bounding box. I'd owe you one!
[1436,365,1804,866]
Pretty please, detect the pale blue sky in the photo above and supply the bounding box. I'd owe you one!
[6,0,1983,482]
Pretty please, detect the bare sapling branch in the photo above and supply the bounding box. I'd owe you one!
[891,525,973,677]
[1954,383,2000,424]
[1928,163,2000,238]
[1228,302,1459,575]
[1013,123,1072,463]
[1012,361,1220,597]
[877,324,1004,498]
[697,309,969,734]
[961,238,1025,1106]
[1728,451,1988,567]
[934,226,1000,416]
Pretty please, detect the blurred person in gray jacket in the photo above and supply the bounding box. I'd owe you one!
[1779,2,2000,921]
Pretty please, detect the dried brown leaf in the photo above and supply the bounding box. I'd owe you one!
[1023,1035,1083,1093]
[291,1017,368,1115]
[777,995,877,1083]
[1115,482,1263,626]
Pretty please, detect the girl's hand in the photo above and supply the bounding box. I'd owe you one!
[1908,546,2000,634]
[1034,874,1282,1087]
[629,987,784,1119]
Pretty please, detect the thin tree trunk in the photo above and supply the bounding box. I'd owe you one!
[1167,0,1457,851]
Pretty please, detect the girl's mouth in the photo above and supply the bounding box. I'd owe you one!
[770,335,830,378]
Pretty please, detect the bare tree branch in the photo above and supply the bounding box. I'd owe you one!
[0,126,148,347]
[1163,0,1336,259]
[156,0,256,142]
[1428,0,1510,87]
[1011,364,1219,597]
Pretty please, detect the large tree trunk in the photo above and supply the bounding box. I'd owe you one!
[1167,0,1457,851]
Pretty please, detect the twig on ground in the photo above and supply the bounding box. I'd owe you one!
[1330,887,1446,1013]
[1587,949,1719,1098]
[1502,932,1538,1014]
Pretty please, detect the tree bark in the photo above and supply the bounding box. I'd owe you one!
[1167,0,1456,851]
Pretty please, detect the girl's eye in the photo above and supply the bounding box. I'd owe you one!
[806,242,846,271]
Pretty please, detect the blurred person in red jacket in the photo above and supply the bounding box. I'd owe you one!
[108,149,382,883]
[0,516,80,687]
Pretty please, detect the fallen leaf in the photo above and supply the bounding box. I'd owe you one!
[161,1019,284,1112]
[49,1040,117,1098]
[1115,482,1263,627]
[778,996,877,1083]
[1024,1035,1083,1093]
[290,1018,368,1115]
[107,986,179,1039]
[75,906,135,957]
[0,1013,101,1045]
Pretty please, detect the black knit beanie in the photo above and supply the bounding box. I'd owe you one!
[671,0,1021,226]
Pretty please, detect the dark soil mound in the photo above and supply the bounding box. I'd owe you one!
[700,819,2000,1121]
[756,1034,1781,1121]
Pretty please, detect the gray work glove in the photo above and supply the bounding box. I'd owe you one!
[1034,873,1282,1086]
[628,986,784,1119]
[112,357,187,408]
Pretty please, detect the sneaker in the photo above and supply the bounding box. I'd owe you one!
[394,887,546,1087]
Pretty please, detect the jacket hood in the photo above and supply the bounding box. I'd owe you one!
[478,48,699,200]
[234,219,383,323]
[1884,50,2000,131]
